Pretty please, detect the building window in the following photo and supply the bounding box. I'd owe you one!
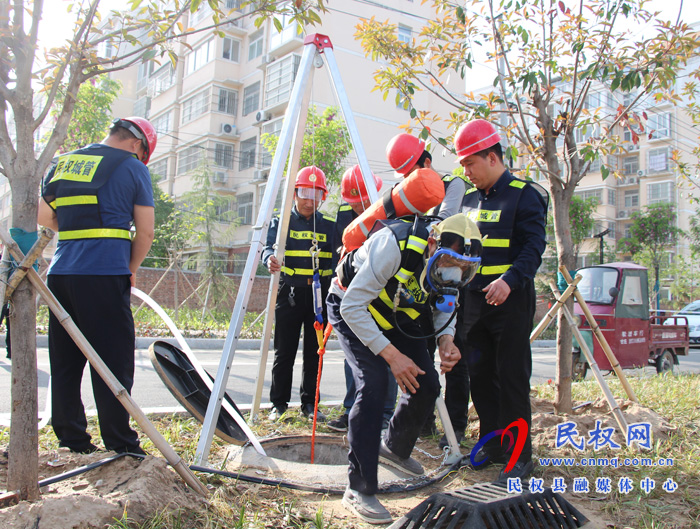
[217,88,238,115]
[150,159,167,182]
[182,90,209,123]
[133,96,151,119]
[624,190,639,208]
[239,137,256,170]
[647,181,673,204]
[607,221,616,239]
[223,37,240,62]
[398,24,412,44]
[261,119,283,167]
[248,30,264,61]
[264,54,301,107]
[647,147,670,174]
[647,112,672,139]
[242,81,260,116]
[149,64,175,96]
[575,124,600,144]
[237,192,254,225]
[151,112,172,135]
[190,3,212,25]
[577,188,602,203]
[622,155,638,176]
[214,143,234,168]
[607,189,616,206]
[187,38,215,75]
[588,156,601,173]
[178,144,205,175]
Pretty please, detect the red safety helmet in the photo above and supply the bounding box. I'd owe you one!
[454,119,501,162]
[113,117,158,165]
[295,165,328,199]
[386,133,425,176]
[341,165,382,204]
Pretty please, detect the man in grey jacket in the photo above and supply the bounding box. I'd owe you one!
[327,214,482,524]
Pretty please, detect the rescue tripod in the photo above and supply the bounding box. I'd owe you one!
[195,34,464,466]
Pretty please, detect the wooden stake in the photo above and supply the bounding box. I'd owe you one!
[4,229,53,302]
[530,274,582,343]
[0,228,209,497]
[560,266,638,403]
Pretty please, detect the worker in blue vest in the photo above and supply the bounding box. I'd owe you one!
[262,166,335,422]
[38,117,156,455]
[449,118,547,482]
[329,214,482,524]
[327,165,395,433]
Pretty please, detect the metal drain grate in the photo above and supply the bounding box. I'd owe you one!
[388,482,589,529]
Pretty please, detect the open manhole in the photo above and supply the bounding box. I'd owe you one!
[227,434,449,494]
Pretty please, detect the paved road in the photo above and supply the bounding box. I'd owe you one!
[1,340,699,419]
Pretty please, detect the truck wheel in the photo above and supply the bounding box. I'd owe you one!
[655,350,674,375]
[572,353,588,381]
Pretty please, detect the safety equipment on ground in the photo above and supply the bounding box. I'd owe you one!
[296,187,326,202]
[454,119,501,162]
[112,117,157,165]
[296,166,328,200]
[342,168,445,252]
[341,165,382,204]
[425,248,481,312]
[386,133,425,176]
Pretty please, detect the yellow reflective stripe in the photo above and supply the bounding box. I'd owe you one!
[339,204,352,211]
[285,250,313,257]
[510,180,526,189]
[323,215,335,222]
[58,228,131,241]
[368,305,394,330]
[395,267,413,284]
[54,195,98,207]
[378,290,421,319]
[49,200,57,209]
[479,264,512,275]
[465,187,478,195]
[482,238,510,248]
[406,235,427,253]
[280,268,333,276]
[318,251,333,259]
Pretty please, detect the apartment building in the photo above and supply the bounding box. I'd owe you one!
[108,0,463,273]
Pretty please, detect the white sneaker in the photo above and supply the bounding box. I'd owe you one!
[342,487,392,525]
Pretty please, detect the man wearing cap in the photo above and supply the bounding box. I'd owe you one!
[450,118,547,482]
[328,213,482,524]
[37,117,156,455]
[262,166,335,422]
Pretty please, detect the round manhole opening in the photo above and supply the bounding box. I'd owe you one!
[257,434,348,465]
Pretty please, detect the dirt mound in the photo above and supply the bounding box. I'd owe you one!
[0,451,206,528]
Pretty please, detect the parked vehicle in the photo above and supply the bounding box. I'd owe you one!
[670,300,700,345]
[571,263,689,380]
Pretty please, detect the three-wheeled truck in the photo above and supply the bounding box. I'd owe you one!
[571,262,690,380]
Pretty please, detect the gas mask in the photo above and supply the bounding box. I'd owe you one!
[424,240,482,312]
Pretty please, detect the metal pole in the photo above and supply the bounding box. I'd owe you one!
[194,42,318,465]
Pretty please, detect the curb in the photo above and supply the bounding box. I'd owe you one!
[22,335,555,350]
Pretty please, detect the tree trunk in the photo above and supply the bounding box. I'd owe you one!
[551,185,576,414]
[6,158,42,499]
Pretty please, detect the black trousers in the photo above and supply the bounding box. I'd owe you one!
[327,293,440,495]
[47,275,140,452]
[443,328,470,435]
[270,282,328,408]
[458,282,535,462]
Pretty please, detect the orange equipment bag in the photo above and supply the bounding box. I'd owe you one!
[342,168,445,252]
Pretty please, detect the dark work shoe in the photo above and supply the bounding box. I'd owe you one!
[327,413,349,432]
[268,405,288,422]
[68,443,100,455]
[438,432,464,450]
[497,460,534,483]
[342,487,392,525]
[469,447,508,470]
[113,445,146,456]
[379,440,424,477]
[301,403,326,422]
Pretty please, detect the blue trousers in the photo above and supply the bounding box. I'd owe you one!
[342,360,397,421]
[327,293,440,495]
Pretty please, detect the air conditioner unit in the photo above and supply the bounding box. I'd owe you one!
[220,123,237,135]
[619,210,628,219]
[255,111,271,124]
[637,170,645,178]
[253,169,269,182]
[629,177,638,184]
[213,171,227,184]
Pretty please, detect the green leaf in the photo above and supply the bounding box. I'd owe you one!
[601,164,610,180]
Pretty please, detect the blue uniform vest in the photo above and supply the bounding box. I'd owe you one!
[43,146,135,242]
[461,173,527,290]
[279,210,335,287]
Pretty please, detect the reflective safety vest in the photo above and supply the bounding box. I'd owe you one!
[461,173,526,290]
[340,218,430,331]
[43,146,135,242]
[278,210,335,287]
